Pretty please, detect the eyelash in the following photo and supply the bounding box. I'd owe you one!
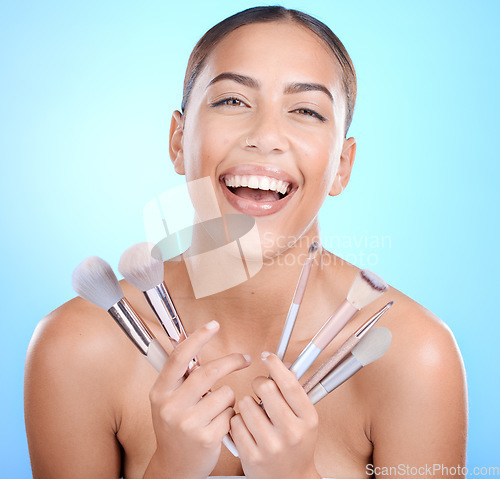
[294,108,327,122]
[211,97,327,122]
[211,97,246,107]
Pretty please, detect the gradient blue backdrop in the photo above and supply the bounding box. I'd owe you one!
[2,1,499,477]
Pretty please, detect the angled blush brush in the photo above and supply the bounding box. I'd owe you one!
[307,327,392,404]
[71,256,168,372]
[275,241,321,360]
[302,301,393,393]
[289,269,388,379]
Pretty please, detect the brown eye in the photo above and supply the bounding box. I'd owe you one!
[211,97,246,107]
[294,108,326,122]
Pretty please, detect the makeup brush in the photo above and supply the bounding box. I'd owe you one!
[289,269,388,379]
[118,242,187,343]
[118,244,238,457]
[302,301,393,393]
[73,255,238,457]
[307,327,392,405]
[275,241,321,360]
[71,256,168,373]
[118,242,200,372]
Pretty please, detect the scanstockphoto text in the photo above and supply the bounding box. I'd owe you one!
[365,463,499,478]
[262,231,392,268]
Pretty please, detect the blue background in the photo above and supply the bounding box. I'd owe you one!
[1,0,498,476]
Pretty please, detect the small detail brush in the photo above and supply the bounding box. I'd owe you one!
[289,269,388,379]
[302,301,393,393]
[275,241,321,360]
[73,255,238,457]
[71,256,168,373]
[307,327,392,404]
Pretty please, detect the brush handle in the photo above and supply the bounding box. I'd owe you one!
[289,342,322,379]
[307,355,362,404]
[146,339,169,372]
[276,303,300,360]
[108,299,154,356]
[275,257,314,360]
[289,300,358,379]
[312,300,358,349]
[302,335,359,393]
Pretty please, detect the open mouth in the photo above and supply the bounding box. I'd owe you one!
[221,174,294,202]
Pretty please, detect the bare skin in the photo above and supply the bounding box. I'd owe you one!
[24,20,467,479]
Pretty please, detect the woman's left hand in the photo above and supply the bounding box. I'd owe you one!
[230,352,321,479]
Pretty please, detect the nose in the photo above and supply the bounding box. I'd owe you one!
[245,105,289,155]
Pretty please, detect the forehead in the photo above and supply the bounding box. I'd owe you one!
[200,20,343,92]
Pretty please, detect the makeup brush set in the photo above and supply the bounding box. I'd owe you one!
[71,241,393,456]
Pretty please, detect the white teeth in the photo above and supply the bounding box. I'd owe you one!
[247,176,259,189]
[259,177,270,190]
[224,174,291,195]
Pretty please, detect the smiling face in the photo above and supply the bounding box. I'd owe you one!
[170,20,356,259]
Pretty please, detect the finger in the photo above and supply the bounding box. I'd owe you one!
[261,351,316,420]
[252,376,297,429]
[177,353,251,407]
[237,395,275,447]
[154,320,220,391]
[207,406,235,442]
[187,385,236,426]
[230,413,258,454]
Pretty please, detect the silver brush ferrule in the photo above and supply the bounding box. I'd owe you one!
[321,354,363,394]
[144,283,185,342]
[108,298,154,355]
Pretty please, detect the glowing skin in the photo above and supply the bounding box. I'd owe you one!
[24,17,466,479]
[169,21,356,260]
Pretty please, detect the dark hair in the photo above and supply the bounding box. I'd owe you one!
[181,6,357,136]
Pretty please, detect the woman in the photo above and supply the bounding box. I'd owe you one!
[24,6,467,479]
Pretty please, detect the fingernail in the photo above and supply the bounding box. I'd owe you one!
[206,320,219,330]
[261,351,271,361]
[243,354,252,363]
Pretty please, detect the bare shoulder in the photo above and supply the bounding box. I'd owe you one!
[361,286,468,459]
[24,297,133,477]
[26,296,132,380]
[378,286,465,380]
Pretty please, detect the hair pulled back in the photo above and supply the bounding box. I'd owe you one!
[181,6,357,136]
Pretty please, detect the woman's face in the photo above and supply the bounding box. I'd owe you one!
[170,21,355,259]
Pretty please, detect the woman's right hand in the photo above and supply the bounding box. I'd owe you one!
[143,320,251,479]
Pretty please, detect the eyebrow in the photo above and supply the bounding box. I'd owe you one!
[207,72,334,103]
[207,72,260,89]
[284,82,334,103]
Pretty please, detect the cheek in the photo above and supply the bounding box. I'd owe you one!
[299,136,340,193]
[183,109,244,180]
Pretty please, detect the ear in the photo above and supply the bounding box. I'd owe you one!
[169,110,185,175]
[329,137,356,196]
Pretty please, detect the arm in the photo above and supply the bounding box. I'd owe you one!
[368,310,468,478]
[24,303,123,478]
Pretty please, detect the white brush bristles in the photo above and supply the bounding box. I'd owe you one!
[72,256,124,311]
[347,269,388,309]
[352,327,392,366]
[118,242,164,292]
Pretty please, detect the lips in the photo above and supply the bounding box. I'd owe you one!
[218,164,299,217]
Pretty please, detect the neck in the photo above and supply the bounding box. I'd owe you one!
[178,219,339,347]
